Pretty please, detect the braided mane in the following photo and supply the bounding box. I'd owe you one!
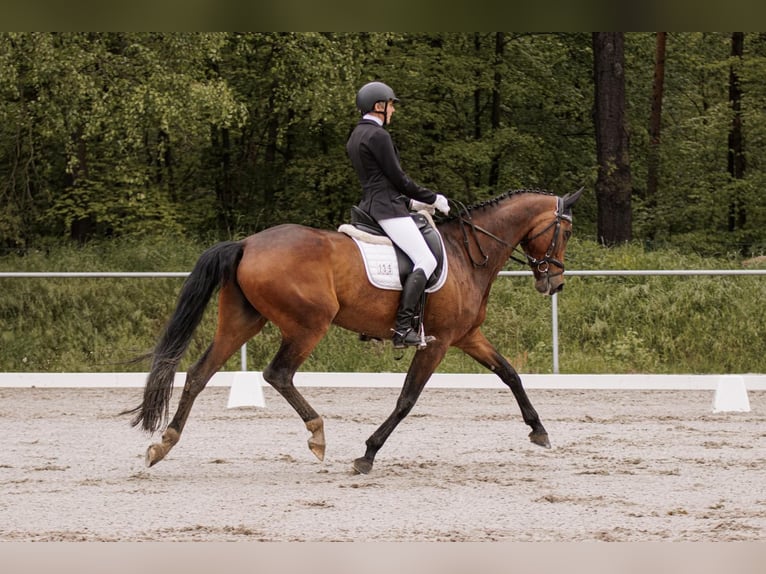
[442,188,556,222]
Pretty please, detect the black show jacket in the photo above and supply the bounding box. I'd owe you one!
[346,119,436,220]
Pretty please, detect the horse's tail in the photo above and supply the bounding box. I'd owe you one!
[122,240,244,433]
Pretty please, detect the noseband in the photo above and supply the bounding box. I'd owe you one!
[519,196,571,276]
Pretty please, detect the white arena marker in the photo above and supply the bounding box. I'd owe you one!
[712,375,750,413]
[227,371,265,408]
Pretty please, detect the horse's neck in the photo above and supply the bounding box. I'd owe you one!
[441,193,554,270]
[439,211,509,273]
[471,196,543,245]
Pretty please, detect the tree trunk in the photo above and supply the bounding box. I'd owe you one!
[472,33,483,195]
[728,32,745,232]
[68,125,95,243]
[645,32,666,241]
[592,32,633,245]
[488,32,504,190]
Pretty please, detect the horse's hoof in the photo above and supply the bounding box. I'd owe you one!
[529,431,551,449]
[352,457,373,475]
[145,444,164,467]
[308,439,325,462]
[306,417,325,461]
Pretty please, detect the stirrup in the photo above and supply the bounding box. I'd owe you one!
[391,327,433,350]
[391,328,425,349]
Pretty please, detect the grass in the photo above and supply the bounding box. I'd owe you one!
[1,235,764,374]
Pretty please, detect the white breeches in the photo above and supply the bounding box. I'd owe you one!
[378,216,437,277]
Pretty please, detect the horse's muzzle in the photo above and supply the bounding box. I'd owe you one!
[535,273,564,295]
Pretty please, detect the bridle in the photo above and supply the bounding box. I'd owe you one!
[518,196,571,276]
[455,196,572,275]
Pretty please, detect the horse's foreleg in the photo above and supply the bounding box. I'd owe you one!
[456,329,550,449]
[353,344,447,475]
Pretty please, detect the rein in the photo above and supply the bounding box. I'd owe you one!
[453,195,571,274]
[454,199,510,267]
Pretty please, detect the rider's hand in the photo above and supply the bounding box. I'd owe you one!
[432,194,450,215]
[410,198,435,214]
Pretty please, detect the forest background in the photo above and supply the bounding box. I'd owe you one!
[1,32,764,374]
[3,31,766,253]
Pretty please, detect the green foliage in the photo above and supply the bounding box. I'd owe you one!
[0,33,245,246]
[2,33,766,255]
[1,236,763,375]
[627,33,766,256]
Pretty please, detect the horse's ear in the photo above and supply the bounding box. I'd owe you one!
[562,186,585,210]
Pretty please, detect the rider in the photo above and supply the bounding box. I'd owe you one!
[346,81,450,349]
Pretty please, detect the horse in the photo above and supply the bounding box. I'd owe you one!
[122,187,584,474]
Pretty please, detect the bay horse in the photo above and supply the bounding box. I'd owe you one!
[123,187,583,474]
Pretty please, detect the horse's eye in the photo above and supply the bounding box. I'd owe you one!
[564,230,572,240]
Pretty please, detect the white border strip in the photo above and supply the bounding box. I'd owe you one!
[0,372,764,390]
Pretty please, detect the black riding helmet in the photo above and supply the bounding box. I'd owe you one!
[355,81,399,122]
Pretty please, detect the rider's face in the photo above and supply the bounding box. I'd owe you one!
[385,100,395,123]
[375,100,396,124]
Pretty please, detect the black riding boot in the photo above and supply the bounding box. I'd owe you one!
[392,269,428,349]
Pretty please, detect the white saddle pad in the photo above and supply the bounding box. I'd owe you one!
[338,224,448,293]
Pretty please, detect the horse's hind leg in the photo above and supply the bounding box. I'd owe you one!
[456,328,550,448]
[146,285,266,467]
[262,326,331,462]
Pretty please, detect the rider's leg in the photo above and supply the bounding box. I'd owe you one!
[378,217,437,348]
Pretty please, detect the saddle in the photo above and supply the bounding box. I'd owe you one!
[348,206,445,290]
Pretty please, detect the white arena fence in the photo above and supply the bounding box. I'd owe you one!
[1,269,764,391]
[1,371,765,391]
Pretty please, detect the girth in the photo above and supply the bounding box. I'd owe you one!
[349,206,445,290]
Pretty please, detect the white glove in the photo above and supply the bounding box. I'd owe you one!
[409,199,435,214]
[433,194,450,215]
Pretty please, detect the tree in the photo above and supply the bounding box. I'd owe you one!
[4,33,766,254]
[592,32,633,245]
[211,32,374,231]
[0,33,246,245]
[727,32,745,232]
[644,32,666,241]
